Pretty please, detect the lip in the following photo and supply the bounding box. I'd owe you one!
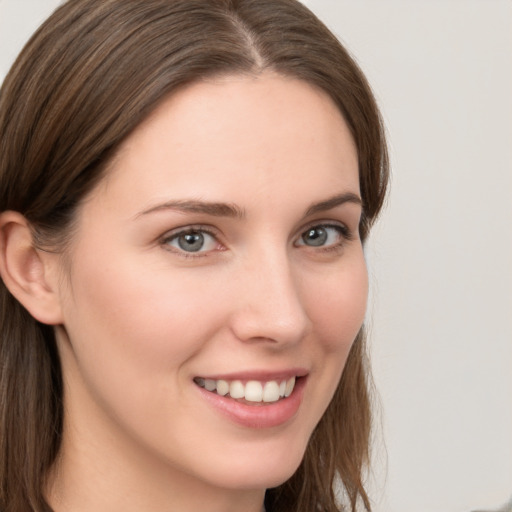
[195,373,308,429]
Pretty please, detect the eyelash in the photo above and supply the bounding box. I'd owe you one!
[160,222,354,259]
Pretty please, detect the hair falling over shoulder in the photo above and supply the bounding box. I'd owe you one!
[0,1,388,510]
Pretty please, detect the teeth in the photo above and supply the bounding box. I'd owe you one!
[262,381,280,402]
[284,376,295,398]
[216,379,229,396]
[204,379,216,392]
[245,381,263,402]
[229,380,245,399]
[195,376,297,403]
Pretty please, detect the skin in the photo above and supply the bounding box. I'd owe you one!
[43,73,368,512]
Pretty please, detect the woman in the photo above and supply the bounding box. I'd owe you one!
[0,0,388,511]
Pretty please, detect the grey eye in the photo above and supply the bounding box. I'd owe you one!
[296,224,348,249]
[165,230,217,253]
[177,232,205,252]
[301,227,328,246]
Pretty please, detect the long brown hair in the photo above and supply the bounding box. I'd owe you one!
[0,1,388,511]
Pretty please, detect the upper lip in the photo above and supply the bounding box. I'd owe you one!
[195,368,308,382]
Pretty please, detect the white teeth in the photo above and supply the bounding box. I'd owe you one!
[262,381,280,402]
[245,381,263,402]
[284,376,295,398]
[229,380,245,399]
[196,376,297,402]
[216,379,229,396]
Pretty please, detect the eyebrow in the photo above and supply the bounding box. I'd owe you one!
[137,200,246,219]
[304,192,362,216]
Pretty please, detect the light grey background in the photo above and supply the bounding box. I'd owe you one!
[1,1,511,511]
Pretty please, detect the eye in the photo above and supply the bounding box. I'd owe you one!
[295,224,350,248]
[163,229,219,254]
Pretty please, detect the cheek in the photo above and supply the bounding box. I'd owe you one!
[306,256,368,353]
[304,253,368,413]
[75,269,212,349]
[59,252,229,401]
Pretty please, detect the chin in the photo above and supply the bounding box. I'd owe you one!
[212,465,301,492]
[197,440,307,491]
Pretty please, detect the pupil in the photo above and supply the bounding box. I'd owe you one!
[304,227,327,246]
[178,232,204,252]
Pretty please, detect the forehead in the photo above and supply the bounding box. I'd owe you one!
[97,72,359,216]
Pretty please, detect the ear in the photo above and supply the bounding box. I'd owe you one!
[0,211,64,325]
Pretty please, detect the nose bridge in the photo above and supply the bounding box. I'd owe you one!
[230,244,310,345]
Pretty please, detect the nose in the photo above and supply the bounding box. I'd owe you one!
[229,249,310,347]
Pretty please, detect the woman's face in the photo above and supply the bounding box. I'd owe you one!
[53,73,367,495]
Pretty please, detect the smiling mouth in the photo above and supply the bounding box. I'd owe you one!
[193,376,297,404]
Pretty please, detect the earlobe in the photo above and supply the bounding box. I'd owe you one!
[0,211,64,325]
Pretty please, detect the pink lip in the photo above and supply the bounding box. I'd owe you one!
[196,375,307,429]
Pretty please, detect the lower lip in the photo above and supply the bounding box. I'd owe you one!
[196,377,307,429]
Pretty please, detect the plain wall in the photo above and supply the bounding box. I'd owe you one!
[1,1,511,511]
